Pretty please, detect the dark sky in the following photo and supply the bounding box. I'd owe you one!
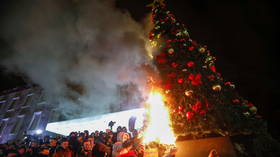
[1,0,279,138]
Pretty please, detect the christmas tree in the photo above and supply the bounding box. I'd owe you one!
[148,1,280,156]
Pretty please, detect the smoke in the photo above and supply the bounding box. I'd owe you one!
[0,0,151,119]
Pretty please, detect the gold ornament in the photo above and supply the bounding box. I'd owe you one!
[156,34,161,39]
[182,69,188,72]
[150,41,157,47]
[243,112,250,117]
[155,26,160,30]
[185,90,193,97]
[249,106,258,114]
[176,32,182,36]
[168,48,174,54]
[212,84,222,91]
[199,47,206,53]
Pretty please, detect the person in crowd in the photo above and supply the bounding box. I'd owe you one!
[78,140,93,157]
[112,132,130,157]
[27,140,39,157]
[38,146,50,157]
[49,138,58,157]
[6,149,18,157]
[16,146,28,157]
[53,138,73,157]
[118,139,137,157]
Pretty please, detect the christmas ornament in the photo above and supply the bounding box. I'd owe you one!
[184,90,193,97]
[232,99,240,103]
[186,61,195,67]
[171,62,178,68]
[188,46,194,51]
[212,84,222,91]
[177,78,184,84]
[182,69,188,72]
[186,111,194,119]
[243,112,250,117]
[178,105,184,111]
[210,65,216,72]
[249,106,257,114]
[168,48,174,54]
[188,73,202,86]
[199,47,206,53]
[192,100,201,113]
[224,81,235,88]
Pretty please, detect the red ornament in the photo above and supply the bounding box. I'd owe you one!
[247,103,254,107]
[205,103,211,109]
[149,32,154,40]
[177,78,184,84]
[224,82,232,86]
[232,99,240,103]
[186,111,194,120]
[178,105,184,111]
[171,62,178,68]
[186,61,195,67]
[188,73,202,86]
[188,46,195,51]
[210,65,216,72]
[192,100,202,113]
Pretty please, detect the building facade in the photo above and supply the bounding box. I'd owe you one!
[0,85,51,144]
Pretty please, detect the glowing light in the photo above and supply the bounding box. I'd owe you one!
[36,129,43,134]
[143,91,176,145]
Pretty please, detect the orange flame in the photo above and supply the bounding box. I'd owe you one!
[143,91,176,145]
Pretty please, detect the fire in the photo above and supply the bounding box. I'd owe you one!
[143,91,176,145]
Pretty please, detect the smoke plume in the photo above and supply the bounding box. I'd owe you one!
[0,0,151,119]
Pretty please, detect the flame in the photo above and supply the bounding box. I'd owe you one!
[143,91,176,145]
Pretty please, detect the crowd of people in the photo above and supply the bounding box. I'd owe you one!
[0,126,144,157]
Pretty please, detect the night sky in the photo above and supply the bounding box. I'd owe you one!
[1,0,279,139]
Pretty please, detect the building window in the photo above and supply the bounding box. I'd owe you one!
[11,116,25,134]
[8,97,19,110]
[0,120,8,135]
[29,112,41,130]
[0,100,6,111]
[24,96,33,106]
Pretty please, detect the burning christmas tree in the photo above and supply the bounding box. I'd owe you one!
[144,0,280,156]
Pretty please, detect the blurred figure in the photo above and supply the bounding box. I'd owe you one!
[112,132,130,157]
[49,138,58,157]
[53,138,73,157]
